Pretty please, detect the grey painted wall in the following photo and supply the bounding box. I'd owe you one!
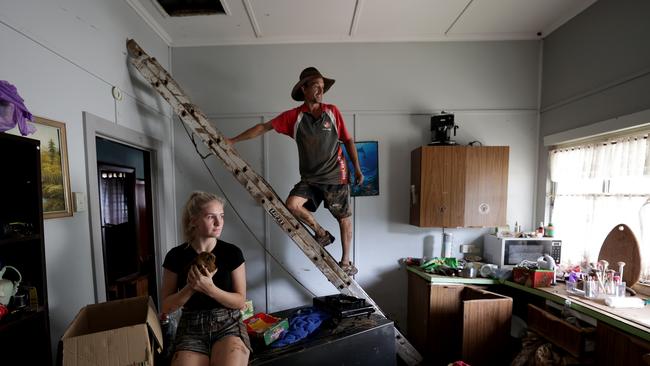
[0,0,174,356]
[172,41,541,328]
[536,0,650,221]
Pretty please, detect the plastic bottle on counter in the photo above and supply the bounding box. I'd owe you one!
[442,232,453,258]
[545,222,555,237]
[536,222,545,237]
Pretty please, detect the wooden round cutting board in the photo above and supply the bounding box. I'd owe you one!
[598,223,641,286]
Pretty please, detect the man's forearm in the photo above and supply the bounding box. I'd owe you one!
[230,122,272,143]
[344,140,362,172]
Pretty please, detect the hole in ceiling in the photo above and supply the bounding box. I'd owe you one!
[155,0,226,17]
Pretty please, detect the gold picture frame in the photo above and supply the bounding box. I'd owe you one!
[7,116,73,218]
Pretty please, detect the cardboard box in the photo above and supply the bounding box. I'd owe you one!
[513,267,554,288]
[244,313,289,345]
[61,296,163,366]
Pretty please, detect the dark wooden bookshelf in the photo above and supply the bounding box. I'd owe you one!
[0,132,52,365]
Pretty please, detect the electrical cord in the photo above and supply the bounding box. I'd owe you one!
[180,121,317,298]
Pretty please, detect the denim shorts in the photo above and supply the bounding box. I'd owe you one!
[174,307,252,356]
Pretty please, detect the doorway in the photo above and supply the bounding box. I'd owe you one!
[96,138,157,304]
[83,111,171,306]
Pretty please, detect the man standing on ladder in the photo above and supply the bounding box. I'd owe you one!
[227,67,363,275]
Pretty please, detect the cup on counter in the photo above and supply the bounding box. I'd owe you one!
[479,264,498,278]
[616,282,627,297]
[584,280,598,298]
[566,281,576,293]
[461,265,477,278]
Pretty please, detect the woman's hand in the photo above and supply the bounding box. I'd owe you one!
[187,264,218,294]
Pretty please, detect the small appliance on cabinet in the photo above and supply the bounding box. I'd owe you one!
[483,234,561,268]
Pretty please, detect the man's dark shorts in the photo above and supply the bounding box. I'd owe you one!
[289,181,352,219]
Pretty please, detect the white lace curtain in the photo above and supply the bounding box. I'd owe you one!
[100,172,129,225]
[548,133,650,279]
[549,135,650,182]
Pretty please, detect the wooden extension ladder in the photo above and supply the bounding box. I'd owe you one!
[126,39,422,365]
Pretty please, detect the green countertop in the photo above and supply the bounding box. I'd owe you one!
[407,265,650,341]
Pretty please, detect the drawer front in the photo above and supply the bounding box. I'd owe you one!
[527,304,595,358]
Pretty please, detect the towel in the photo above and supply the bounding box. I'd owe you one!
[270,307,330,348]
[605,296,645,308]
[0,80,35,135]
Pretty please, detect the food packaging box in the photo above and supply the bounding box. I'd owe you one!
[240,299,254,320]
[61,296,163,366]
[243,312,289,345]
[513,267,554,288]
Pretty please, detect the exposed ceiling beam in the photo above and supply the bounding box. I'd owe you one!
[349,0,364,37]
[445,0,474,36]
[242,0,262,38]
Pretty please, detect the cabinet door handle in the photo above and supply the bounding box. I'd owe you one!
[410,185,417,205]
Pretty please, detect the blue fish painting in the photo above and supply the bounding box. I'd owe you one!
[343,141,379,196]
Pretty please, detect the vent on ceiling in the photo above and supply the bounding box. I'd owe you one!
[155,0,226,17]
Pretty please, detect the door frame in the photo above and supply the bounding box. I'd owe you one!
[83,112,170,304]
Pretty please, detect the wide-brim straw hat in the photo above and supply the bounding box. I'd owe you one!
[291,67,335,101]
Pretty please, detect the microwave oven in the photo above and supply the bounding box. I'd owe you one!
[483,234,561,268]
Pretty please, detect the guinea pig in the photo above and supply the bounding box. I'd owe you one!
[191,251,217,276]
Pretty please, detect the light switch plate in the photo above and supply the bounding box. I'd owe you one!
[73,192,87,212]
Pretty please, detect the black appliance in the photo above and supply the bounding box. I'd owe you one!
[429,112,459,145]
[313,294,375,319]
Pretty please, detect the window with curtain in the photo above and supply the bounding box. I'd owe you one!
[100,171,129,225]
[548,130,650,282]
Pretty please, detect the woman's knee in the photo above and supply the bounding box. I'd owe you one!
[171,350,209,366]
[210,336,249,366]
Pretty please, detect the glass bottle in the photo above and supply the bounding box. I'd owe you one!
[536,221,545,237]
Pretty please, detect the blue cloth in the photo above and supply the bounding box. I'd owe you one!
[270,307,330,348]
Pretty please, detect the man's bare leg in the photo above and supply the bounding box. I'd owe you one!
[338,216,353,264]
[286,195,327,237]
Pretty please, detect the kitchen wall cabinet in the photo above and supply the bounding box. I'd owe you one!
[410,146,509,227]
[0,133,52,364]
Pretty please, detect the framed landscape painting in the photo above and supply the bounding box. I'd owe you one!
[7,116,73,218]
[343,141,379,197]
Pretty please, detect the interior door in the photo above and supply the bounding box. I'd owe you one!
[98,164,138,300]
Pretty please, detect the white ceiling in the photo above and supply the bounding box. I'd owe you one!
[126,0,597,47]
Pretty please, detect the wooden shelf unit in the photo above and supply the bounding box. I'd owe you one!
[0,132,52,365]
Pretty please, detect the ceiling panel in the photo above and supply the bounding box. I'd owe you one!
[355,0,468,39]
[128,0,598,46]
[251,0,356,39]
[449,0,597,38]
[130,0,256,45]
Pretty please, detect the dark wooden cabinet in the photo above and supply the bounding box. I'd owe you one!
[0,132,52,365]
[410,146,509,227]
[407,271,512,366]
[596,322,650,366]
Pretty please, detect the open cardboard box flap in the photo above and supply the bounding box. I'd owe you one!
[61,296,163,366]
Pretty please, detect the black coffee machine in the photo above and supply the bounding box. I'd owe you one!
[429,111,459,145]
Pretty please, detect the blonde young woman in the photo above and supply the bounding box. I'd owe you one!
[161,191,251,366]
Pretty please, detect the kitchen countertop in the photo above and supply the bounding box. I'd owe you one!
[407,265,650,341]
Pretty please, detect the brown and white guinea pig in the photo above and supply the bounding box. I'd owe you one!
[191,251,217,276]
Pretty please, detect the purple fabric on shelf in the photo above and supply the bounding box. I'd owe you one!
[0,80,35,135]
